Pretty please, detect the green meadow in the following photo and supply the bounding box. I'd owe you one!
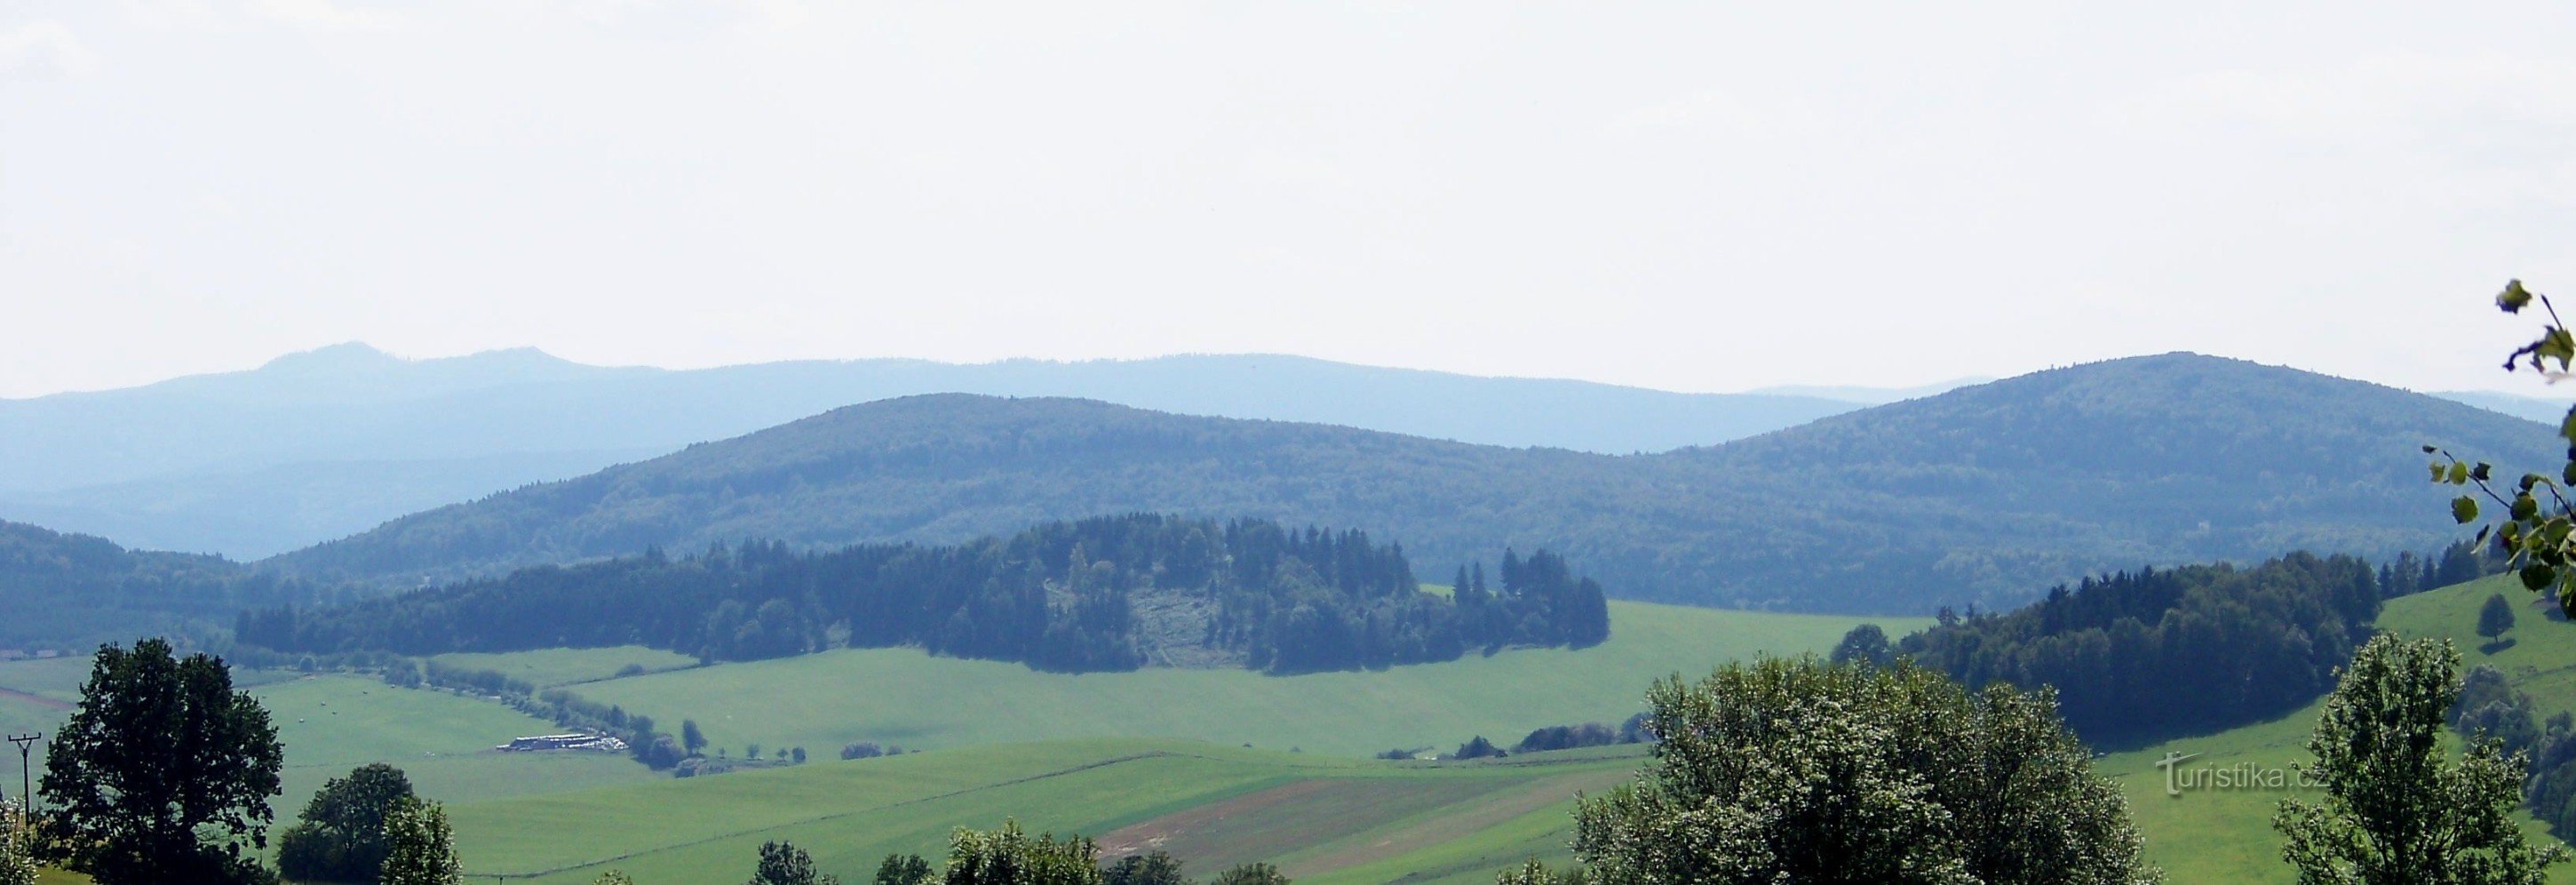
[429,646,701,689]
[552,600,1923,759]
[2097,574,2576,883]
[20,587,2576,883]
[442,738,1642,884]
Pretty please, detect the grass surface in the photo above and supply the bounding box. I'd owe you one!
[2095,575,2576,883]
[441,738,1642,885]
[552,600,1925,758]
[0,669,659,842]
[430,646,701,688]
[259,675,657,817]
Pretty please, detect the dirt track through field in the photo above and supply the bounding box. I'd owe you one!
[1095,779,1337,857]
[0,688,70,712]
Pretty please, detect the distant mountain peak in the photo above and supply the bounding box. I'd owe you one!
[258,341,402,372]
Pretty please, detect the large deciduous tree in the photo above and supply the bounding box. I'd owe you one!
[748,841,840,885]
[944,820,1101,885]
[2479,594,2517,641]
[2275,634,2564,884]
[275,762,416,882]
[378,797,463,885]
[39,638,283,885]
[1828,623,1893,667]
[1515,657,2156,884]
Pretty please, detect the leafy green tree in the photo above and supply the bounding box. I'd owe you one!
[1451,736,1503,760]
[1829,623,1893,667]
[749,841,840,885]
[39,638,284,885]
[1101,851,1185,885]
[1209,863,1289,885]
[683,719,708,757]
[1494,858,1581,885]
[378,797,462,885]
[2480,594,2517,641]
[0,807,37,885]
[944,820,1101,885]
[1538,657,2154,884]
[275,762,416,882]
[874,853,934,885]
[2275,634,2565,884]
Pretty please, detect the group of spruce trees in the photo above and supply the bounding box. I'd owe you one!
[1891,542,2506,747]
[1897,551,2385,745]
[234,514,1610,674]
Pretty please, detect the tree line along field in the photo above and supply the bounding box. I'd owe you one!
[9,585,2576,882]
[0,600,1904,872]
[528,600,1913,758]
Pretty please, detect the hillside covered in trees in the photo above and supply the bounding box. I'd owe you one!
[264,354,2553,614]
[0,520,326,649]
[0,345,1857,557]
[1897,551,2397,746]
[238,514,1610,674]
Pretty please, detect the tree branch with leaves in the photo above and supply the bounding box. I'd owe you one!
[2428,280,2576,596]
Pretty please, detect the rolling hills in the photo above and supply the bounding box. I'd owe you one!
[269,353,2558,613]
[0,346,1859,557]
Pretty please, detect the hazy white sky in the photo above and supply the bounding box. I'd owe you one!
[4,1,2572,399]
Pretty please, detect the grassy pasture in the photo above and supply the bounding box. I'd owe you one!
[440,738,1643,885]
[430,646,701,688]
[0,669,659,846]
[2093,575,2576,883]
[553,600,1925,759]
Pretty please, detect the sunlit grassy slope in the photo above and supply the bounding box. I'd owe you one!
[2101,574,2576,883]
[547,600,1925,758]
[0,667,659,842]
[430,646,700,688]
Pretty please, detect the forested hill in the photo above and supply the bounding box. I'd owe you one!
[0,345,1855,558]
[240,514,1611,674]
[263,354,2559,614]
[0,521,322,649]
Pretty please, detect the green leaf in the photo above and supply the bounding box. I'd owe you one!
[2473,462,2493,482]
[2524,563,2557,591]
[2502,279,2535,313]
[2515,493,2540,521]
[2451,461,2472,485]
[2456,496,2482,524]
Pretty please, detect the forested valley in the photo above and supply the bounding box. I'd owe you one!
[235,513,1611,674]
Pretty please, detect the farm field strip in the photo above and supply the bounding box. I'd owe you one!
[441,739,1642,885]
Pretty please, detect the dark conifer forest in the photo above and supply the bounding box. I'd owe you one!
[0,520,326,648]
[235,514,1610,674]
[1898,551,2395,746]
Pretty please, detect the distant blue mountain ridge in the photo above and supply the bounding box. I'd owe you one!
[0,345,1892,557]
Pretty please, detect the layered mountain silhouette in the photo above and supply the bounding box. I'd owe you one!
[0,345,1856,556]
[263,353,2556,614]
